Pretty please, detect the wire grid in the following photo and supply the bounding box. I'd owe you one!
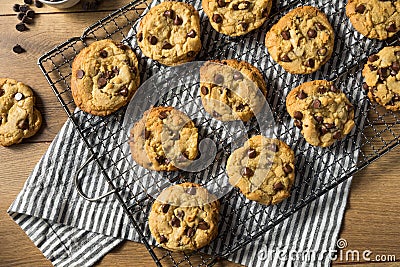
[37,0,400,266]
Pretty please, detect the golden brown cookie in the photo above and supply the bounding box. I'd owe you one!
[202,0,273,36]
[130,106,198,171]
[265,6,335,74]
[148,182,220,252]
[71,39,140,116]
[286,80,355,147]
[362,46,400,111]
[346,0,400,40]
[137,1,202,66]
[226,135,295,205]
[199,59,267,121]
[0,78,42,147]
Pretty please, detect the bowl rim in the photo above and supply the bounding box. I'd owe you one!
[40,0,79,5]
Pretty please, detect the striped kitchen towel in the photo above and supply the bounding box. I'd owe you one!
[8,0,373,266]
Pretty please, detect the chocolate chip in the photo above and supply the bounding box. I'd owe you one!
[395,51,400,57]
[318,47,327,56]
[97,77,107,88]
[241,167,254,177]
[212,110,221,117]
[187,30,196,38]
[162,42,173,49]
[324,123,335,129]
[314,116,323,123]
[144,129,150,139]
[317,86,327,94]
[13,4,20,12]
[280,54,291,62]
[12,44,25,54]
[163,9,175,19]
[248,148,257,158]
[346,104,354,111]
[368,64,377,71]
[35,1,43,8]
[267,143,278,152]
[212,14,223,23]
[159,110,168,119]
[186,227,195,237]
[161,204,170,213]
[305,58,315,68]
[307,29,317,38]
[14,92,24,101]
[274,182,284,191]
[236,103,245,111]
[293,111,303,120]
[239,22,248,31]
[262,8,269,17]
[76,69,85,79]
[16,23,28,32]
[148,35,157,45]
[362,82,369,91]
[330,85,339,93]
[177,210,184,219]
[137,32,143,42]
[118,87,128,97]
[313,99,321,108]
[0,89,5,97]
[391,61,400,72]
[368,54,379,62]
[99,50,108,58]
[112,66,119,75]
[233,71,243,80]
[159,235,168,243]
[156,155,169,165]
[232,4,239,10]
[18,118,29,130]
[386,23,397,32]
[320,126,328,135]
[17,12,25,21]
[24,0,33,5]
[22,15,33,24]
[378,67,389,79]
[297,90,307,99]
[171,216,181,227]
[315,22,325,30]
[355,4,366,14]
[201,86,209,95]
[198,221,210,230]
[173,15,183,25]
[214,74,224,84]
[20,5,29,12]
[281,30,290,40]
[217,0,226,7]
[283,163,293,174]
[294,119,302,129]
[333,131,341,139]
[186,187,196,195]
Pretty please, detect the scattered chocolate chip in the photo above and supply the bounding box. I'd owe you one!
[0,89,5,97]
[297,90,307,99]
[274,182,284,191]
[294,119,302,129]
[22,15,32,24]
[99,50,108,58]
[24,0,33,5]
[324,123,335,129]
[171,216,181,227]
[212,14,223,23]
[315,22,325,30]
[293,111,303,120]
[186,187,197,195]
[212,110,221,117]
[14,92,24,101]
[368,54,379,62]
[307,29,317,38]
[248,148,257,159]
[314,115,323,123]
[239,22,248,31]
[118,87,128,97]
[330,85,339,93]
[76,69,85,79]
[97,77,107,88]
[214,74,224,84]
[217,0,226,7]
[12,44,26,54]
[283,163,293,174]
[137,32,143,42]
[162,42,173,49]
[144,129,150,139]
[148,35,158,45]
[362,82,369,91]
[17,12,25,21]
[18,118,29,130]
[187,30,196,38]
[173,15,183,25]
[313,99,321,108]
[386,23,397,32]
[233,71,243,80]
[198,221,210,230]
[162,204,170,213]
[368,64,377,71]
[201,86,209,95]
[280,54,291,62]
[186,227,195,237]
[159,110,168,119]
[333,131,341,139]
[318,47,327,56]
[281,30,290,40]
[35,0,43,8]
[20,5,29,12]
[267,143,278,152]
[355,4,366,14]
[177,210,184,219]
[241,167,253,177]
[159,235,168,243]
[305,58,315,68]
[16,23,28,32]
[13,4,20,12]
[163,9,175,19]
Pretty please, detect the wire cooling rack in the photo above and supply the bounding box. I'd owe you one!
[38,0,400,266]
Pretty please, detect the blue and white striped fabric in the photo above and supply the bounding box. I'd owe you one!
[8,0,371,266]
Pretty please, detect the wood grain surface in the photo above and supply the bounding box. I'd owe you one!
[0,0,399,266]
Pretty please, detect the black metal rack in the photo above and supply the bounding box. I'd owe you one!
[37,0,400,266]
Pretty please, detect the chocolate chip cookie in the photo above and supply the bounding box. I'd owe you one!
[0,78,42,146]
[265,6,335,74]
[346,0,400,40]
[130,106,198,171]
[286,80,355,147]
[199,59,267,121]
[71,39,140,116]
[202,0,273,36]
[137,1,201,66]
[148,182,220,251]
[226,135,295,205]
[362,46,400,111]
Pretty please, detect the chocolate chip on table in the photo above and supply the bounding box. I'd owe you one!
[187,30,196,38]
[163,9,175,19]
[17,12,25,21]
[158,110,168,119]
[197,220,209,230]
[280,54,291,62]
[14,92,24,101]
[281,30,290,40]
[76,69,85,79]
[233,71,243,80]
[186,227,195,237]
[386,23,397,32]
[355,4,366,14]
[0,89,5,97]
[19,4,29,13]
[333,131,341,139]
[22,15,33,24]
[159,235,168,243]
[283,163,293,174]
[12,44,26,54]
[24,0,33,4]
[217,0,226,7]
[212,14,223,24]
[26,10,35,18]
[214,74,224,84]
[274,182,284,191]
[201,86,209,95]
[368,54,379,62]
[161,204,170,213]
[18,118,29,130]
[35,0,43,8]
[293,111,303,120]
[118,87,128,97]
[99,49,108,58]
[16,22,28,32]
[294,119,302,129]
[97,77,107,88]
[267,143,278,152]
[241,167,254,177]
[171,216,181,227]
[148,35,157,45]
[162,42,173,49]
[173,15,183,26]
[13,4,20,12]
[307,29,317,38]
[297,90,307,99]
[186,187,196,195]
[247,148,257,159]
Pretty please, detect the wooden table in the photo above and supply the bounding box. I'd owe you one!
[0,1,399,266]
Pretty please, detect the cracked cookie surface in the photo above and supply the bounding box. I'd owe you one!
[226,135,295,205]
[362,46,400,111]
[202,0,273,36]
[71,39,140,116]
[265,6,335,74]
[0,78,42,146]
[199,59,267,122]
[137,1,201,66]
[286,80,355,147]
[130,106,198,171]
[346,0,400,40]
[149,182,220,251]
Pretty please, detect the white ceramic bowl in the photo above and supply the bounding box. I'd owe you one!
[40,0,81,9]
